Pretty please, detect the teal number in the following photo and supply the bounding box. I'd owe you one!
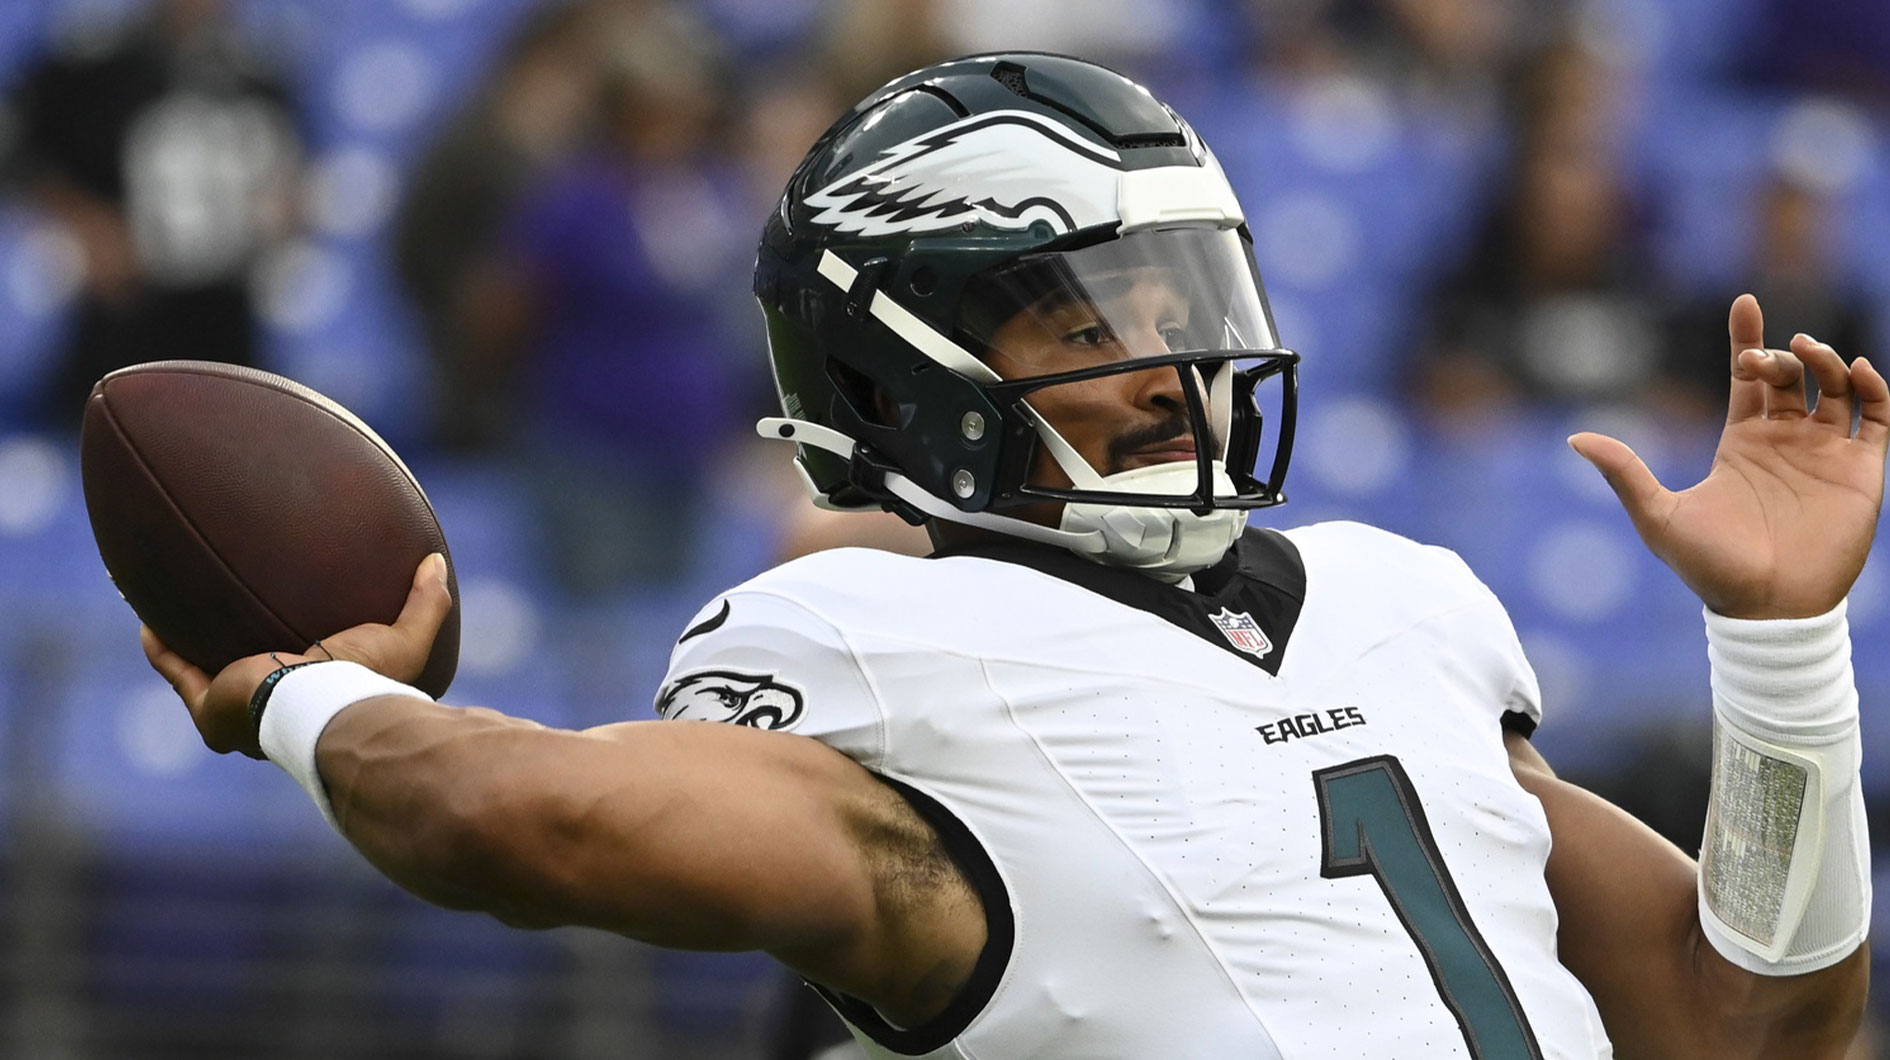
[1314,755,1543,1060]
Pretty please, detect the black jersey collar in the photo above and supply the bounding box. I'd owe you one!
[930,528,1305,676]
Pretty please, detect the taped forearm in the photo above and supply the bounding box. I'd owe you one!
[1699,603,1871,975]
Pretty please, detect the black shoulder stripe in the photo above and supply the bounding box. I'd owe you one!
[810,775,1013,1055]
[678,599,731,644]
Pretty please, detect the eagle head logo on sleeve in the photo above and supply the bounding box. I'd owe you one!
[656,670,807,730]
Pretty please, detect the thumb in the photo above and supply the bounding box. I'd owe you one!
[329,552,452,682]
[395,552,453,642]
[1568,432,1670,525]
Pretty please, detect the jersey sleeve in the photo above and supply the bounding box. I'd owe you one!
[654,589,889,767]
[1428,543,1544,733]
[1289,520,1544,733]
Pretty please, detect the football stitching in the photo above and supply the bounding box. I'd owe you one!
[131,362,445,534]
[94,392,310,650]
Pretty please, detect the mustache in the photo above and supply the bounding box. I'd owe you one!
[1105,413,1217,474]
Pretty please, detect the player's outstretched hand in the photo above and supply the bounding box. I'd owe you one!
[1570,294,1889,619]
[142,553,453,758]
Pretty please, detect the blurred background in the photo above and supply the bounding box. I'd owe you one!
[0,0,1886,1056]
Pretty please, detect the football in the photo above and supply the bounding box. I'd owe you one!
[80,361,460,697]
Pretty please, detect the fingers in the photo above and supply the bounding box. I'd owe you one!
[1856,355,1890,452]
[1568,431,1673,537]
[1736,346,1809,419]
[143,627,277,757]
[137,555,454,759]
[1727,294,1767,423]
[1742,333,1880,443]
[306,553,452,685]
[141,626,210,708]
[1794,333,1855,431]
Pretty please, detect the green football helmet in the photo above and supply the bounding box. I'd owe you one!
[753,52,1298,576]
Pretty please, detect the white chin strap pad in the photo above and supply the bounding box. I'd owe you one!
[1059,461,1247,579]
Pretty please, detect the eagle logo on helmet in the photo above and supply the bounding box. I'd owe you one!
[804,110,1125,238]
[656,670,807,730]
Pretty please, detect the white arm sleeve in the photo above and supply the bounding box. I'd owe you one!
[1698,603,1870,975]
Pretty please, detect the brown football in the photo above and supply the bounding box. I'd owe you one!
[80,361,459,697]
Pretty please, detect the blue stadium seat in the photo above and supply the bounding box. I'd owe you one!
[0,210,72,423]
[47,643,340,855]
[371,897,562,1037]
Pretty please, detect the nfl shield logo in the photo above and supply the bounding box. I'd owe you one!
[1210,607,1273,659]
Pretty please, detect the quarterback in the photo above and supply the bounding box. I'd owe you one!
[145,55,1876,1058]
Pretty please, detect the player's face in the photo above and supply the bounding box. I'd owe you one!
[982,267,1212,496]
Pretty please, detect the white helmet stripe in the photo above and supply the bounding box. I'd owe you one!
[1115,164,1244,232]
[1016,402,1109,490]
[816,251,999,383]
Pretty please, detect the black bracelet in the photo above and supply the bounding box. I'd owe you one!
[249,661,324,739]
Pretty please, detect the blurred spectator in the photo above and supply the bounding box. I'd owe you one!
[392,0,619,452]
[1663,172,1878,417]
[775,504,933,564]
[1578,722,1711,852]
[1238,0,1533,107]
[1413,38,1671,421]
[1375,0,1528,98]
[3,0,300,431]
[816,0,952,104]
[728,65,849,216]
[1741,0,1890,107]
[934,0,1190,80]
[467,3,750,593]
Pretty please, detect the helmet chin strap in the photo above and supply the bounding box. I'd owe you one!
[1019,364,1248,579]
[758,416,1244,582]
[1057,463,1248,581]
[757,416,1114,550]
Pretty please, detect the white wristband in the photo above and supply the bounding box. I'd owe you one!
[257,661,432,832]
[1699,602,1870,974]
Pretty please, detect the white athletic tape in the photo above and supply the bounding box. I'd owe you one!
[259,661,432,832]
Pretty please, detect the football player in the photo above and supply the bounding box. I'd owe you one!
[146,54,1878,1059]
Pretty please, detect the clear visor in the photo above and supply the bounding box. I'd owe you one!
[958,225,1279,374]
[957,225,1294,511]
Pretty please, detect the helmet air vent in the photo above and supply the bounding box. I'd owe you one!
[991,61,1031,97]
[984,56,1186,151]
[1115,132,1187,150]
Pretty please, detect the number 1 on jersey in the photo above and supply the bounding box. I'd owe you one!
[1314,755,1544,1060]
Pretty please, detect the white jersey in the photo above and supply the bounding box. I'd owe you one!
[657,521,1614,1059]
